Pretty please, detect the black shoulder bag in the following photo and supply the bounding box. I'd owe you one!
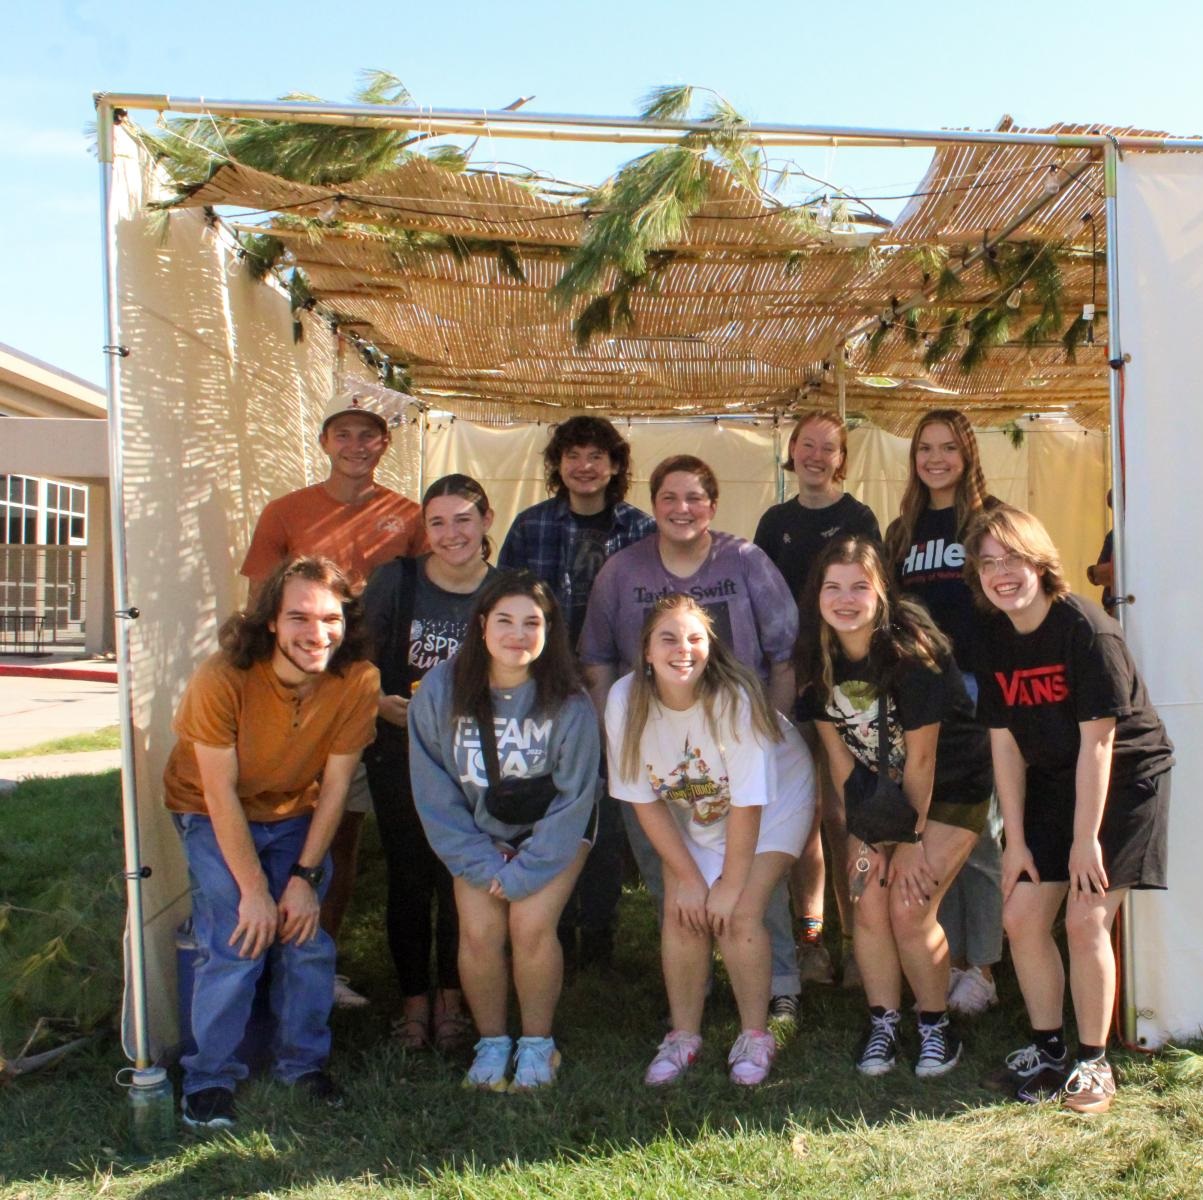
[842,697,920,847]
[478,700,559,827]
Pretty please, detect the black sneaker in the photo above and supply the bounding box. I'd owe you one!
[1016,1063,1070,1104]
[915,1013,962,1079]
[855,1009,902,1076]
[982,1042,1068,1094]
[181,1087,236,1131]
[294,1070,344,1109]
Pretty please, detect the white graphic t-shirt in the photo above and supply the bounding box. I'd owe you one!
[605,673,813,874]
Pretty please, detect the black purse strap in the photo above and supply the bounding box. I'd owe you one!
[477,693,502,789]
[875,690,891,776]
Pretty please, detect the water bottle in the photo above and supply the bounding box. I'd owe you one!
[126,1066,176,1157]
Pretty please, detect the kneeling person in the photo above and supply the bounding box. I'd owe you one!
[164,557,379,1130]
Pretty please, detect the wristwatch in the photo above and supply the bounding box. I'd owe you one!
[289,862,325,888]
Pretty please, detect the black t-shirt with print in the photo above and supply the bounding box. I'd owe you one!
[754,493,881,601]
[977,594,1174,800]
[797,654,992,806]
[566,506,616,645]
[892,504,989,675]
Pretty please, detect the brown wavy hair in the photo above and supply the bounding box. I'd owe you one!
[884,409,993,574]
[785,410,849,484]
[618,594,781,783]
[221,556,368,674]
[451,570,582,724]
[796,536,950,706]
[962,503,1071,611]
[544,416,632,505]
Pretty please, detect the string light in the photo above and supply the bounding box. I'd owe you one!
[1043,164,1061,195]
[816,196,832,230]
[1006,288,1023,309]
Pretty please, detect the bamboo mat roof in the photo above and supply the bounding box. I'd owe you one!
[174,120,1192,431]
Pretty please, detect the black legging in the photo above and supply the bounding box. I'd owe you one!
[364,743,460,997]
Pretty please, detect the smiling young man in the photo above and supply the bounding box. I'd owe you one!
[241,392,426,1008]
[499,417,656,971]
[163,557,379,1130]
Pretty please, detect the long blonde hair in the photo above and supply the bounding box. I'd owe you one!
[885,409,993,574]
[619,594,781,783]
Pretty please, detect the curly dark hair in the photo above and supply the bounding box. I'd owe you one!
[451,569,582,724]
[543,416,632,505]
[220,556,369,675]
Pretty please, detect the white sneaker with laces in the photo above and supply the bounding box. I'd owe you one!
[948,966,998,1016]
[333,975,370,1009]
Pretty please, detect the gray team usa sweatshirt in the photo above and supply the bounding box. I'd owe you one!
[407,659,600,901]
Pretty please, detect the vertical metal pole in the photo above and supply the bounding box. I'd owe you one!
[97,102,153,1070]
[836,345,847,420]
[417,408,427,499]
[772,415,785,503]
[1102,139,1137,1047]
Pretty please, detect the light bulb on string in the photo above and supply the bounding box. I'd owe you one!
[1007,288,1023,310]
[1043,165,1061,195]
[281,249,296,267]
[816,196,832,230]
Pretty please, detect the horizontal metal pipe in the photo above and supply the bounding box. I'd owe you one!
[94,93,1203,152]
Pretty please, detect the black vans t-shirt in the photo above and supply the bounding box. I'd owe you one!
[977,594,1173,798]
[754,493,881,601]
[797,654,992,806]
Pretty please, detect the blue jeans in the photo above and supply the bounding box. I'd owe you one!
[619,801,801,996]
[174,812,335,1094]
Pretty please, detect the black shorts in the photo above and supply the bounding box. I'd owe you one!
[1021,769,1170,891]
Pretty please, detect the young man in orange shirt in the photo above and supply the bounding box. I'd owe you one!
[241,392,426,1008]
[165,557,379,1130]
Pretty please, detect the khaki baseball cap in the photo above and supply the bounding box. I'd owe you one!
[321,389,393,434]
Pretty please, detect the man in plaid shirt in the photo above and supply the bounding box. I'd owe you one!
[500,416,656,969]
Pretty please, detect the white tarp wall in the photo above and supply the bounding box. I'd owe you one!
[115,128,1108,1055]
[113,127,421,1057]
[1116,154,1203,1046]
[428,417,1107,591]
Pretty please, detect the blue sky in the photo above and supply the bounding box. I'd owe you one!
[2,0,1200,386]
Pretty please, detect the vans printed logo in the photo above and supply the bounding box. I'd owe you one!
[995,665,1069,707]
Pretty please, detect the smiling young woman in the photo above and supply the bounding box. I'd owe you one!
[605,594,813,1087]
[964,504,1173,1114]
[406,571,600,1093]
[361,474,497,1054]
[796,536,993,1080]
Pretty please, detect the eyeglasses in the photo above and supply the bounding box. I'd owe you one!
[977,552,1029,576]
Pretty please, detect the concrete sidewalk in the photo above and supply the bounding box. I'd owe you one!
[0,748,121,790]
[0,667,122,791]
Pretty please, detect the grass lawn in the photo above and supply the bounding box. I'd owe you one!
[0,725,121,759]
[2,771,1201,1199]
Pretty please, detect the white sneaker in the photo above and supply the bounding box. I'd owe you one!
[333,975,370,1009]
[948,966,997,1016]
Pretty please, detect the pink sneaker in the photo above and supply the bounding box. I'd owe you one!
[728,1029,776,1086]
[644,1030,702,1086]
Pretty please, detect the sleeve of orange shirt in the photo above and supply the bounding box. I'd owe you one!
[172,657,241,748]
[240,498,291,586]
[329,662,383,756]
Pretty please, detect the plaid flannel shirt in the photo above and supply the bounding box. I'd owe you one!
[498,494,658,626]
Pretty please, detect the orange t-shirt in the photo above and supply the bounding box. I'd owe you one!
[163,654,380,822]
[240,483,427,588]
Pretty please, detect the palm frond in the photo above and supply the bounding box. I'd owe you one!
[640,85,694,122]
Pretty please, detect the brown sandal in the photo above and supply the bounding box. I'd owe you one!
[432,1010,474,1054]
[391,1015,431,1050]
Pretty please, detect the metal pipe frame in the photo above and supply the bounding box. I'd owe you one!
[1100,141,1139,1047]
[98,89,1194,1068]
[96,98,153,1070]
[94,93,1203,152]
